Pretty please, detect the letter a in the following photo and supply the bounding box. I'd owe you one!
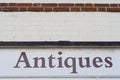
[14,52,31,68]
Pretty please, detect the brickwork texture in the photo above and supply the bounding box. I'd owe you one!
[0,3,120,12]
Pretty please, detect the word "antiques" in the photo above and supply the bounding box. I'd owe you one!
[14,52,113,73]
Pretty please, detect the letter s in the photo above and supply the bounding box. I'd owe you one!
[105,57,113,68]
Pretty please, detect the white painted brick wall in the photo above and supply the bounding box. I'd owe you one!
[0,12,120,41]
[0,0,120,3]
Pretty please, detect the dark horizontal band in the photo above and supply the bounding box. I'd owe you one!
[0,41,120,47]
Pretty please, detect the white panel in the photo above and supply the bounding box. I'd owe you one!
[0,12,120,41]
[0,48,119,77]
[0,0,119,3]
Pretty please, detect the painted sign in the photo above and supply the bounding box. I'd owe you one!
[0,47,120,78]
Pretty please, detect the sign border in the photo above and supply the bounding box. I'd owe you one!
[0,41,120,47]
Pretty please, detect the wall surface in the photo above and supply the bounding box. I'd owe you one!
[0,12,120,41]
[0,0,120,80]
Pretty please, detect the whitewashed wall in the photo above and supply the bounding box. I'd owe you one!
[0,12,120,41]
[0,1,120,80]
[0,0,120,3]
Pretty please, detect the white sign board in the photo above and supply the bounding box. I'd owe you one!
[0,47,120,78]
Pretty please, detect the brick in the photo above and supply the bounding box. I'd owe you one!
[75,4,84,7]
[0,3,119,12]
[118,4,120,7]
[98,8,106,12]
[33,3,41,7]
[28,7,43,12]
[110,4,118,7]
[2,7,18,12]
[9,3,16,6]
[81,8,97,11]
[19,7,27,11]
[44,8,52,12]
[85,3,93,7]
[53,8,69,12]
[16,3,32,7]
[94,4,109,7]
[41,3,57,7]
[59,3,74,7]
[71,8,80,12]
[0,3,8,7]
[107,8,120,12]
